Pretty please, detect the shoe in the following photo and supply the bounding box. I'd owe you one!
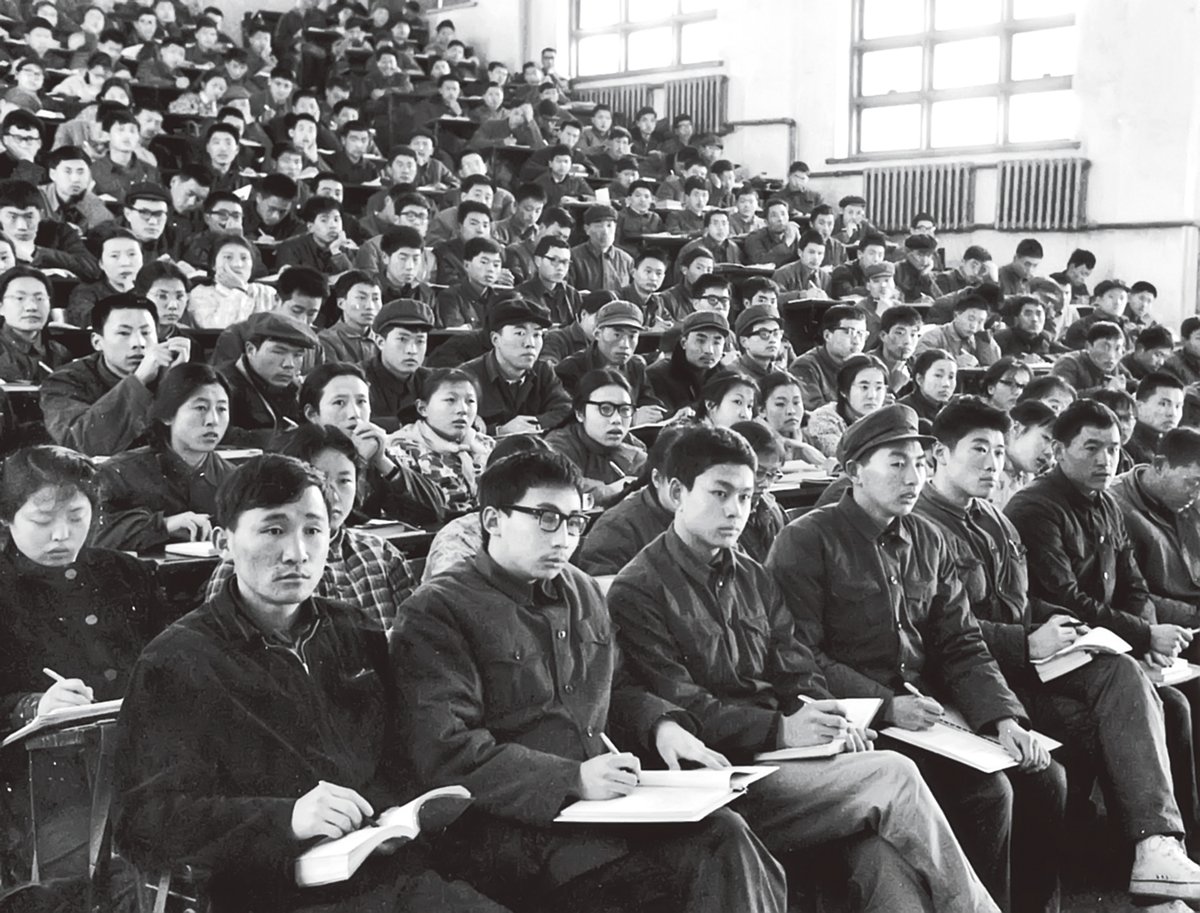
[1131,835,1200,900]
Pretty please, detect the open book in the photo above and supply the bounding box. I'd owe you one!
[294,785,472,888]
[1031,627,1132,682]
[755,698,882,761]
[881,706,1061,774]
[555,766,776,824]
[2,698,123,748]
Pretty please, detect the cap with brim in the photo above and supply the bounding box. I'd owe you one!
[837,404,935,465]
[680,310,729,336]
[615,156,638,172]
[222,85,252,100]
[863,262,895,280]
[596,300,643,330]
[1094,279,1130,297]
[125,182,170,206]
[584,203,618,224]
[904,234,937,251]
[374,298,435,334]
[244,311,319,349]
[734,304,781,338]
[697,133,722,147]
[488,298,552,333]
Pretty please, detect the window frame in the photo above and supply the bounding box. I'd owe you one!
[849,0,1077,159]
[570,0,720,83]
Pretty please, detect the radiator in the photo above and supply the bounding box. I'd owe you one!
[995,158,1089,231]
[571,75,728,134]
[862,163,975,234]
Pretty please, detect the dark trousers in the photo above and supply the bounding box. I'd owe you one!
[882,737,1067,913]
[436,807,787,913]
[1027,653,1183,841]
[1156,681,1200,838]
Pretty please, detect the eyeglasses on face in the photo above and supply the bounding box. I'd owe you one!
[502,504,589,535]
[587,401,633,419]
[750,328,783,341]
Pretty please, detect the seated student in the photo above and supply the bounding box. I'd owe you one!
[540,288,607,365]
[789,304,868,411]
[614,179,663,247]
[659,248,716,322]
[0,112,47,186]
[831,194,876,247]
[86,108,160,203]
[328,119,381,185]
[387,367,494,515]
[770,230,830,299]
[1124,324,1175,384]
[866,304,922,394]
[1019,373,1077,415]
[569,204,633,293]
[38,145,113,234]
[663,176,710,236]
[919,399,1200,904]
[685,372,758,431]
[0,446,165,883]
[427,174,496,246]
[210,267,325,373]
[915,293,1001,367]
[531,143,592,208]
[468,101,547,152]
[432,200,495,287]
[825,216,879,284]
[890,233,943,303]
[897,348,958,426]
[608,425,1000,913]
[742,198,801,267]
[1126,280,1159,333]
[137,261,194,349]
[647,310,731,418]
[49,51,112,105]
[1112,427,1200,626]
[806,354,889,459]
[92,363,235,552]
[274,196,356,274]
[754,372,828,467]
[1049,247,1095,306]
[375,226,436,304]
[179,191,270,279]
[393,449,786,913]
[1051,321,1133,397]
[113,455,500,913]
[1163,315,1200,399]
[505,206,572,285]
[936,245,992,296]
[436,236,507,329]
[545,369,647,508]
[1064,279,1136,350]
[1125,371,1185,465]
[0,179,98,280]
[555,300,661,418]
[992,398,1057,510]
[221,312,317,445]
[516,236,582,325]
[317,271,382,365]
[460,297,572,435]
[517,117,589,180]
[42,293,190,456]
[767,404,1064,913]
[589,126,633,179]
[979,357,1033,414]
[996,238,1043,297]
[242,174,304,244]
[67,226,144,327]
[187,235,278,330]
[730,305,788,382]
[117,182,175,262]
[0,265,71,383]
[727,184,765,236]
[577,103,613,157]
[366,299,433,431]
[722,420,787,563]
[993,295,1066,361]
[617,247,670,327]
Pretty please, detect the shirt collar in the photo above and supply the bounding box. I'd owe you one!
[473,548,561,606]
[835,486,912,545]
[920,482,979,522]
[662,525,734,591]
[1046,464,1102,508]
[210,574,322,648]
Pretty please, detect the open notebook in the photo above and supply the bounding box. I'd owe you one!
[1031,627,1132,682]
[3,698,123,748]
[755,698,883,761]
[555,767,776,824]
[295,785,472,887]
[882,707,1061,774]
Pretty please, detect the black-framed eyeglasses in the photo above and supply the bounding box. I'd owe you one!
[502,504,589,535]
[587,401,634,419]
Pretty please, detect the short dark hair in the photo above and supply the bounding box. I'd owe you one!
[0,264,49,299]
[513,182,546,204]
[1136,325,1174,351]
[478,450,582,511]
[730,420,784,462]
[459,173,494,195]
[172,162,215,188]
[1086,321,1125,345]
[1009,399,1057,431]
[798,229,825,249]
[1182,316,1200,341]
[301,195,340,222]
[46,145,91,170]
[277,266,328,300]
[1018,374,1076,406]
[858,233,888,253]
[91,292,155,333]
[1090,388,1136,417]
[381,226,425,255]
[464,236,502,260]
[835,354,887,403]
[1067,248,1096,269]
[981,357,1032,397]
[457,199,491,223]
[759,371,801,404]
[910,211,934,226]
[1130,281,1158,297]
[821,304,866,334]
[912,348,955,378]
[273,423,362,481]
[134,260,188,295]
[534,235,569,258]
[1015,238,1044,258]
[931,397,1011,450]
[678,246,715,269]
[299,362,367,417]
[257,172,298,201]
[148,363,230,443]
[1136,371,1184,402]
[683,176,708,195]
[692,274,731,299]
[963,245,992,262]
[0,445,98,522]
[1159,428,1200,467]
[696,373,758,422]
[214,454,328,530]
[0,179,40,209]
[419,367,480,402]
[540,206,573,229]
[203,121,239,145]
[880,305,923,332]
[741,276,780,299]
[333,269,379,299]
[763,197,789,215]
[635,247,669,268]
[662,424,756,489]
[1052,400,1118,444]
[571,368,631,413]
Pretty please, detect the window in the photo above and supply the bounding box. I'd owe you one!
[851,0,1078,156]
[572,0,719,79]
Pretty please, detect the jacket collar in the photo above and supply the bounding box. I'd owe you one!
[472,548,562,606]
[662,525,734,592]
[834,486,912,545]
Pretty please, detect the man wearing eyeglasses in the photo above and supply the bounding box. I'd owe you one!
[789,303,869,411]
[0,110,46,186]
[38,145,114,234]
[120,182,174,261]
[732,305,790,382]
[516,236,582,327]
[178,190,268,278]
[393,448,788,913]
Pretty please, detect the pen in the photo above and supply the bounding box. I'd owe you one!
[599,732,620,754]
[43,667,66,684]
[903,682,927,699]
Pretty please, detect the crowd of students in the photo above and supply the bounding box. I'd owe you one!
[2,1,1200,912]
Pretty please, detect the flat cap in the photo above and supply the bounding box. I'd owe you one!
[680,309,729,336]
[1094,279,1129,297]
[595,300,643,330]
[904,233,938,251]
[243,311,319,349]
[584,203,618,223]
[838,403,935,465]
[124,182,170,206]
[374,298,434,334]
[863,262,895,280]
[487,296,552,333]
[734,304,781,338]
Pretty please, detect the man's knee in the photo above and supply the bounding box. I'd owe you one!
[697,807,758,848]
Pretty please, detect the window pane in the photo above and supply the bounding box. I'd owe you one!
[933,36,999,88]
[628,26,674,70]
[628,0,675,23]
[859,104,922,152]
[861,46,923,96]
[577,0,620,30]
[861,0,924,39]
[1008,90,1078,143]
[1013,0,1076,18]
[680,19,719,64]
[1011,27,1077,80]
[577,33,621,76]
[680,0,717,11]
[934,0,1000,30]
[931,96,997,147]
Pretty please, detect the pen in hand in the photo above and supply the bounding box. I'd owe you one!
[42,667,66,684]
[903,681,945,720]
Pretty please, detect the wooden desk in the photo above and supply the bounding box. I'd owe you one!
[349,522,435,557]
[770,476,834,512]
